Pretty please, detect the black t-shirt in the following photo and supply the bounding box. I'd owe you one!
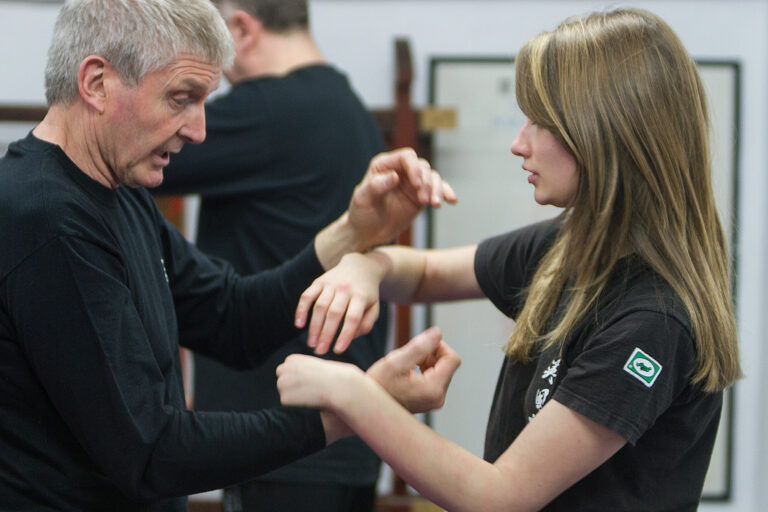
[475,220,722,511]
[0,134,326,511]
[156,64,387,486]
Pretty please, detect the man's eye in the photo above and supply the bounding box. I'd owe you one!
[172,96,190,107]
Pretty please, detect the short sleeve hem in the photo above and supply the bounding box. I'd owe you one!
[553,387,643,444]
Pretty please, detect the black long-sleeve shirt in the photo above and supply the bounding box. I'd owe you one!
[0,133,325,511]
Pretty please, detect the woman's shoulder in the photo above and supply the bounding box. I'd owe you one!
[603,258,693,337]
[479,218,562,265]
[474,218,563,318]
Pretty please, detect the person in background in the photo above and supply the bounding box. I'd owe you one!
[0,0,459,510]
[277,8,741,511]
[155,1,388,509]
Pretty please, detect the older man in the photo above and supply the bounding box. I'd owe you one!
[0,1,457,511]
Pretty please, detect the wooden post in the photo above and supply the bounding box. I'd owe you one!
[371,40,443,512]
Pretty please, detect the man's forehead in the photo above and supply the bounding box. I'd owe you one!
[153,55,223,92]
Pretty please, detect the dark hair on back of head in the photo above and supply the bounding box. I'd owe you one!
[216,0,309,32]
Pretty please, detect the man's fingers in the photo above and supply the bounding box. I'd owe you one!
[442,179,458,204]
[402,155,432,206]
[366,147,458,208]
[357,303,380,339]
[386,326,443,372]
[333,296,367,354]
[307,286,335,349]
[378,148,427,202]
[367,169,399,196]
[432,341,462,380]
[314,288,351,355]
[296,281,323,329]
[415,158,433,205]
[369,148,416,176]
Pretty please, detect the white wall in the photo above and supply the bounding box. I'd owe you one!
[0,2,58,104]
[1,1,766,510]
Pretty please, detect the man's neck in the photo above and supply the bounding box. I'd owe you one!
[33,105,118,189]
[235,31,326,82]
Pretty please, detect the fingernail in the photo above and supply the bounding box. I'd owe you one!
[308,335,317,347]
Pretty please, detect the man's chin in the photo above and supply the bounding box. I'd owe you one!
[125,168,164,189]
[145,170,165,189]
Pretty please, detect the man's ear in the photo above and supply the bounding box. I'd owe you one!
[77,55,110,114]
[228,9,265,51]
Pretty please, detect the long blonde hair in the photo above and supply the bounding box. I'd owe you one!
[507,8,741,391]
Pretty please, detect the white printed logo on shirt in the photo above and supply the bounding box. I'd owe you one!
[542,358,561,385]
[528,358,562,423]
[623,347,662,388]
[535,388,550,410]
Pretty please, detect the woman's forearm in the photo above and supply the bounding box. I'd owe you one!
[278,352,612,512]
[373,245,483,304]
[368,246,427,303]
[331,376,518,512]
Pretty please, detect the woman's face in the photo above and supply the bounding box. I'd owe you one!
[510,119,579,208]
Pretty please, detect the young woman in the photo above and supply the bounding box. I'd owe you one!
[276,8,741,511]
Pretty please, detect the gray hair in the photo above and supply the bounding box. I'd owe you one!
[45,0,235,105]
[214,0,308,33]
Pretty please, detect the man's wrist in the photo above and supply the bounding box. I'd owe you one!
[320,410,352,445]
[315,211,368,270]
